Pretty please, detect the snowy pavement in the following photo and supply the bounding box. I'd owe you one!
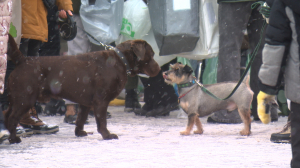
[0,106,291,168]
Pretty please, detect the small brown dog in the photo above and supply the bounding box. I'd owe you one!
[5,34,160,143]
[163,63,253,136]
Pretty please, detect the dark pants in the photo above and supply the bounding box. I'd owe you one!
[291,102,300,168]
[140,59,178,110]
[217,2,266,119]
[19,39,41,57]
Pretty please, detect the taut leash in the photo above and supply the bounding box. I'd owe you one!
[196,20,267,101]
[77,26,132,75]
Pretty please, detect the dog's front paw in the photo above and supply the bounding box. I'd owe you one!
[103,134,118,140]
[75,130,88,137]
[180,131,190,136]
[9,137,21,144]
[194,130,203,134]
[240,129,251,136]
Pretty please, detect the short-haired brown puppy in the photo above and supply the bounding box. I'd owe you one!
[5,34,161,144]
[163,63,253,136]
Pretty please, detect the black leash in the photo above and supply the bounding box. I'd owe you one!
[77,26,132,75]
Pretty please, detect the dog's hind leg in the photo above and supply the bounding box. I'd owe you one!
[180,113,197,135]
[94,101,118,140]
[75,105,91,137]
[194,114,204,134]
[4,106,12,130]
[7,105,31,143]
[237,108,251,136]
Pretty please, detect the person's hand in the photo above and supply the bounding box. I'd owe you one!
[257,91,276,124]
[58,10,73,19]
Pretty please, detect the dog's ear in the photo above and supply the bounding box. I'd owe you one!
[131,40,146,60]
[183,65,193,75]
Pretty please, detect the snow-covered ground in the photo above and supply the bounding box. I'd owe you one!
[0,106,291,168]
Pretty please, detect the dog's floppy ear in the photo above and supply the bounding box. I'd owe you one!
[131,40,146,60]
[183,65,193,75]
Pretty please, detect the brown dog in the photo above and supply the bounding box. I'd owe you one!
[5,35,160,143]
[163,63,253,136]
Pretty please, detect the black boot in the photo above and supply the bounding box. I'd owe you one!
[124,89,141,112]
[134,103,152,116]
[43,99,66,116]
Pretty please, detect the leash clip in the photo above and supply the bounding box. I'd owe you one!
[194,79,203,87]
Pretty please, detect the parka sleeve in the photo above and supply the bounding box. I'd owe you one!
[56,0,73,11]
[258,0,292,95]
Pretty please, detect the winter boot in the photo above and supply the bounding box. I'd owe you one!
[19,107,59,134]
[270,121,291,143]
[207,109,242,124]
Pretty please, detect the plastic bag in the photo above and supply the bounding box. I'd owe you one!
[173,0,219,60]
[148,0,200,56]
[120,0,151,39]
[80,0,124,44]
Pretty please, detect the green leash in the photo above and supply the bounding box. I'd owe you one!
[197,2,269,101]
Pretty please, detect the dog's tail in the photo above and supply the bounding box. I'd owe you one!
[7,34,25,65]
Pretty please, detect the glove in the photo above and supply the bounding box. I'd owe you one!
[257,91,276,124]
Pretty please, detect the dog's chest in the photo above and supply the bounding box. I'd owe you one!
[180,100,189,112]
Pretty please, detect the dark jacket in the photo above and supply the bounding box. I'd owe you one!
[258,0,300,103]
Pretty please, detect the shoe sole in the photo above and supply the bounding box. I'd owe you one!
[270,134,291,143]
[270,139,291,143]
[64,118,90,124]
[32,128,59,134]
[0,134,9,143]
[124,108,134,112]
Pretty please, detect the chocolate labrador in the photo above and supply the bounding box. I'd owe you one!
[5,35,160,143]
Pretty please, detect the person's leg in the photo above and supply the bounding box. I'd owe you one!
[208,2,252,123]
[134,76,154,115]
[0,101,9,143]
[270,113,291,143]
[290,102,300,168]
[0,109,9,143]
[124,76,141,112]
[217,2,252,82]
[26,39,41,57]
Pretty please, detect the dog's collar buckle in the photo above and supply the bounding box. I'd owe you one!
[114,48,132,75]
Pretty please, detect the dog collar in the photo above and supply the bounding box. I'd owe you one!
[177,80,195,88]
[114,48,132,75]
